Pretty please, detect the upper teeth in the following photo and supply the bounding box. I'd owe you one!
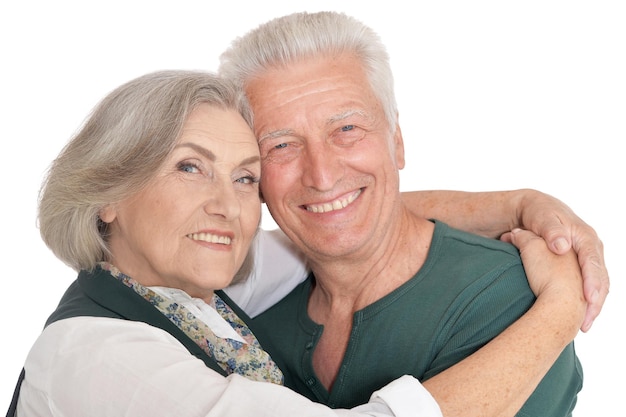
[187,232,231,245]
[305,189,361,213]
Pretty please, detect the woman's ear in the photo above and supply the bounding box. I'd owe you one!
[99,204,117,223]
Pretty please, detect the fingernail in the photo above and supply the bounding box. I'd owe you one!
[553,237,568,252]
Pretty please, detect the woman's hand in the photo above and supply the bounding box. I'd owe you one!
[502,228,587,335]
[515,190,608,332]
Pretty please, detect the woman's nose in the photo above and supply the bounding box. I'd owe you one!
[203,178,241,220]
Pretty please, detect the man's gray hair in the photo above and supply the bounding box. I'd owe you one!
[219,11,398,131]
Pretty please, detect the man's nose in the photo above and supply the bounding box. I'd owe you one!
[301,142,344,191]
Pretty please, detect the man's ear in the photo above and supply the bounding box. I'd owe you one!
[99,204,117,223]
[393,122,405,170]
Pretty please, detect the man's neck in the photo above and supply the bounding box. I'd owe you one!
[307,208,434,315]
[306,208,434,390]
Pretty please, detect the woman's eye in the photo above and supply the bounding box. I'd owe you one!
[177,162,200,174]
[236,175,260,185]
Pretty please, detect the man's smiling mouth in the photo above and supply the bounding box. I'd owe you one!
[304,189,362,213]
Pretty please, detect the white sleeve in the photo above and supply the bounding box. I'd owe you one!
[224,228,310,317]
[17,317,441,417]
[364,375,443,417]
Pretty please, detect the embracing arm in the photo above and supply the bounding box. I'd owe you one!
[18,317,440,417]
[401,188,608,331]
[422,229,586,417]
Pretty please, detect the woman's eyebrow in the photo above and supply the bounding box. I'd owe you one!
[239,155,261,167]
[175,142,216,161]
[176,142,259,167]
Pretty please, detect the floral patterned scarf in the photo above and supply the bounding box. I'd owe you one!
[99,262,283,384]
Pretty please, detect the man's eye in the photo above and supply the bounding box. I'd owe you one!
[341,125,355,132]
[260,139,300,164]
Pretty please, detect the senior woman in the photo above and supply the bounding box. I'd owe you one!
[8,70,584,417]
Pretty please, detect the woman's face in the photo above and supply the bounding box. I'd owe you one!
[100,104,261,301]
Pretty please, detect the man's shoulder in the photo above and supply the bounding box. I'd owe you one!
[421,221,527,296]
[431,221,521,268]
[436,220,519,256]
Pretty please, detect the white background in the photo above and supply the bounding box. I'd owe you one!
[1,1,624,415]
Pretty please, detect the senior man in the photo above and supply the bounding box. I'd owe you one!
[219,11,604,416]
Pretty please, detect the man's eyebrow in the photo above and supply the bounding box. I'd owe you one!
[175,142,215,161]
[258,111,368,143]
[327,109,367,124]
[258,129,294,143]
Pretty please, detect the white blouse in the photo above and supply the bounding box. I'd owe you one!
[223,228,310,318]
[16,229,442,417]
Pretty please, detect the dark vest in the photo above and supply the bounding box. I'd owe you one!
[6,267,256,416]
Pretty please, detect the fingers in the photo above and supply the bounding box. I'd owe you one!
[499,231,513,244]
[511,226,609,332]
[518,189,609,331]
[573,236,609,332]
[537,223,572,255]
[581,290,602,332]
[507,228,543,252]
[549,236,572,255]
[519,190,575,255]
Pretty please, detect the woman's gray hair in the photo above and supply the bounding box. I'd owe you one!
[39,70,256,273]
[218,11,398,132]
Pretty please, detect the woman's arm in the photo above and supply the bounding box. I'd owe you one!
[422,229,586,417]
[401,188,608,331]
[18,317,440,417]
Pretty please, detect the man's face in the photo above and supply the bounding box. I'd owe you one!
[245,53,406,261]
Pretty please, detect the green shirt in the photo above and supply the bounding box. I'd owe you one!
[252,221,582,416]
